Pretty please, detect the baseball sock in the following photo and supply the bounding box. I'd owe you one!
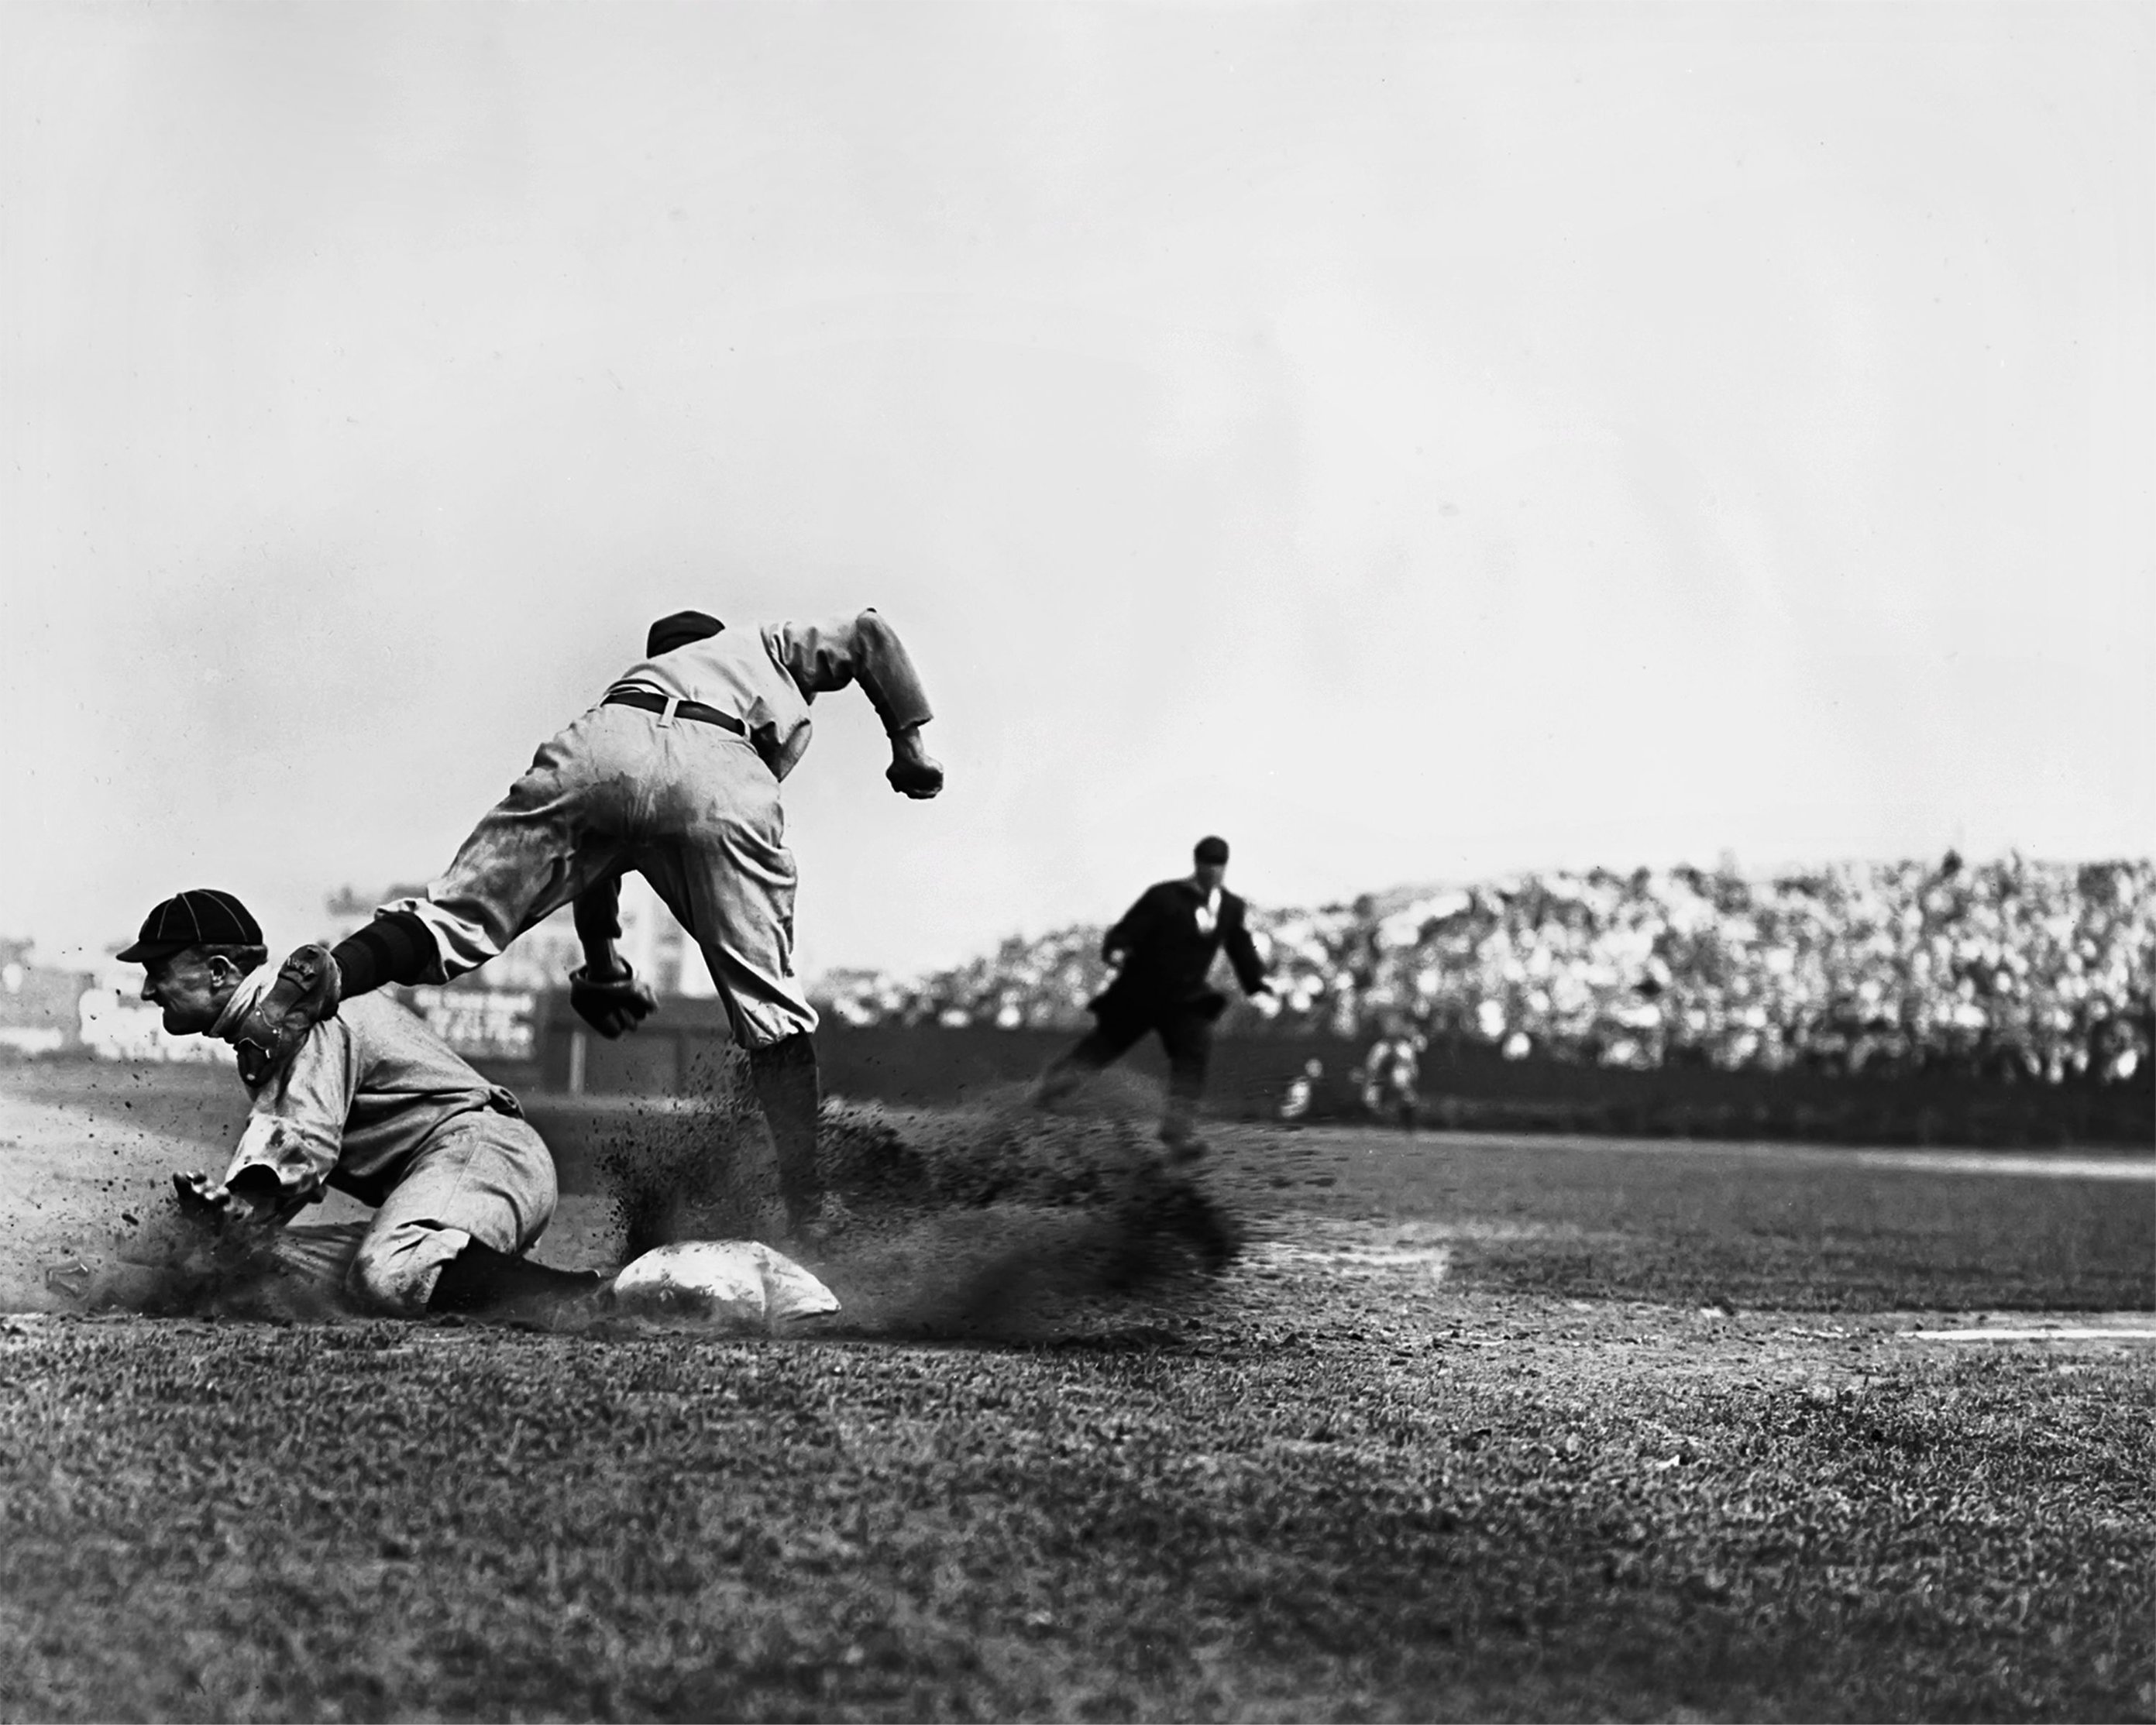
[748,1033,824,1228]
[428,1240,604,1313]
[328,910,438,998]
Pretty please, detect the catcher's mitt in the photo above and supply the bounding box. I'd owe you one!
[569,963,658,1039]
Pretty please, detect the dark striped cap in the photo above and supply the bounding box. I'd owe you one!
[117,889,263,963]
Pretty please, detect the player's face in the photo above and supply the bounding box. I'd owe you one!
[139,950,226,1035]
[1194,861,1226,893]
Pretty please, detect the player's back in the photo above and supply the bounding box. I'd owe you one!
[608,620,834,780]
[308,992,514,1181]
[611,627,798,723]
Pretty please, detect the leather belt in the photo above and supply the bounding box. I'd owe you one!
[603,686,746,737]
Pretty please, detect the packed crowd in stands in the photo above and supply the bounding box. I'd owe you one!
[812,854,2153,1085]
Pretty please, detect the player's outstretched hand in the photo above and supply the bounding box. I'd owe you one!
[172,1170,281,1232]
[172,1170,227,1222]
[886,726,944,799]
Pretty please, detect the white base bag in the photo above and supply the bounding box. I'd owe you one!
[606,1240,842,1329]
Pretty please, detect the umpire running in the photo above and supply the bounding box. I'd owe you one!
[1035,836,1272,1160]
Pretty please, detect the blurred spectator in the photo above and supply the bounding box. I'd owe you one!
[807,854,2154,1087]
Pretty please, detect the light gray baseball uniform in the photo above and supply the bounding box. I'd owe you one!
[383,610,933,1050]
[212,962,558,1314]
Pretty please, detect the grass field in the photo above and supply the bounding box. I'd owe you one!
[2,1059,2151,1721]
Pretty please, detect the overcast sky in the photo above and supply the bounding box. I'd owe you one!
[3,2,2149,978]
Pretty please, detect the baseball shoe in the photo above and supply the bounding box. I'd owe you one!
[232,943,342,1085]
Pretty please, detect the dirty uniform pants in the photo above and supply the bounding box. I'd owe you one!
[275,1108,559,1315]
[387,702,817,1050]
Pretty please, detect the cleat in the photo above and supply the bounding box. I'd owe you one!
[232,943,343,1085]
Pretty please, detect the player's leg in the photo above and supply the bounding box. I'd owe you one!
[637,730,831,1239]
[383,707,652,987]
[1033,1004,1149,1106]
[347,1109,600,1315]
[237,707,645,1074]
[1155,1005,1218,1162]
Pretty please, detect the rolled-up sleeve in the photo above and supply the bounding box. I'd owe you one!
[767,610,934,733]
[222,1021,356,1198]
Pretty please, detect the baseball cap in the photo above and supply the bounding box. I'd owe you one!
[117,889,263,963]
[646,610,725,658]
[1194,836,1230,865]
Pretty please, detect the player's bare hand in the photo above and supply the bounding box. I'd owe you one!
[173,1168,285,1232]
[172,1170,228,1220]
[886,727,944,799]
[172,1172,266,1232]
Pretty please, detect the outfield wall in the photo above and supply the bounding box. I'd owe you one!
[503,993,2151,1150]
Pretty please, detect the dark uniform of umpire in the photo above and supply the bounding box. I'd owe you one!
[1037,835,1272,1160]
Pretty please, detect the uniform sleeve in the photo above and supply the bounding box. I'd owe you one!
[221,1019,356,1198]
[766,610,935,734]
[1223,899,1271,996]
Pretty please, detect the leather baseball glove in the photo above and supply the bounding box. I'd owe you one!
[231,943,343,1086]
[569,963,659,1039]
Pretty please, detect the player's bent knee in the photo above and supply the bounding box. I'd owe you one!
[348,1227,472,1317]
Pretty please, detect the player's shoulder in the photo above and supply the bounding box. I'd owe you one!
[342,989,450,1050]
[333,988,408,1025]
[239,1002,359,1095]
[762,610,874,650]
[1132,879,1188,915]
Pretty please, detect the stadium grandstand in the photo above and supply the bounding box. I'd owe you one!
[810,854,2153,1087]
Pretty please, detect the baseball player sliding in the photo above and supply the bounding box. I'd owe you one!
[227,606,944,1244]
[127,888,602,1314]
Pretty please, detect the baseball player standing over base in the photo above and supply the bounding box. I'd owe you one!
[1033,836,1272,1160]
[229,606,944,1242]
[125,888,601,1314]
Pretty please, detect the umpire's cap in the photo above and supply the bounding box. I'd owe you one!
[118,889,263,963]
[1194,836,1230,865]
[646,610,724,658]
